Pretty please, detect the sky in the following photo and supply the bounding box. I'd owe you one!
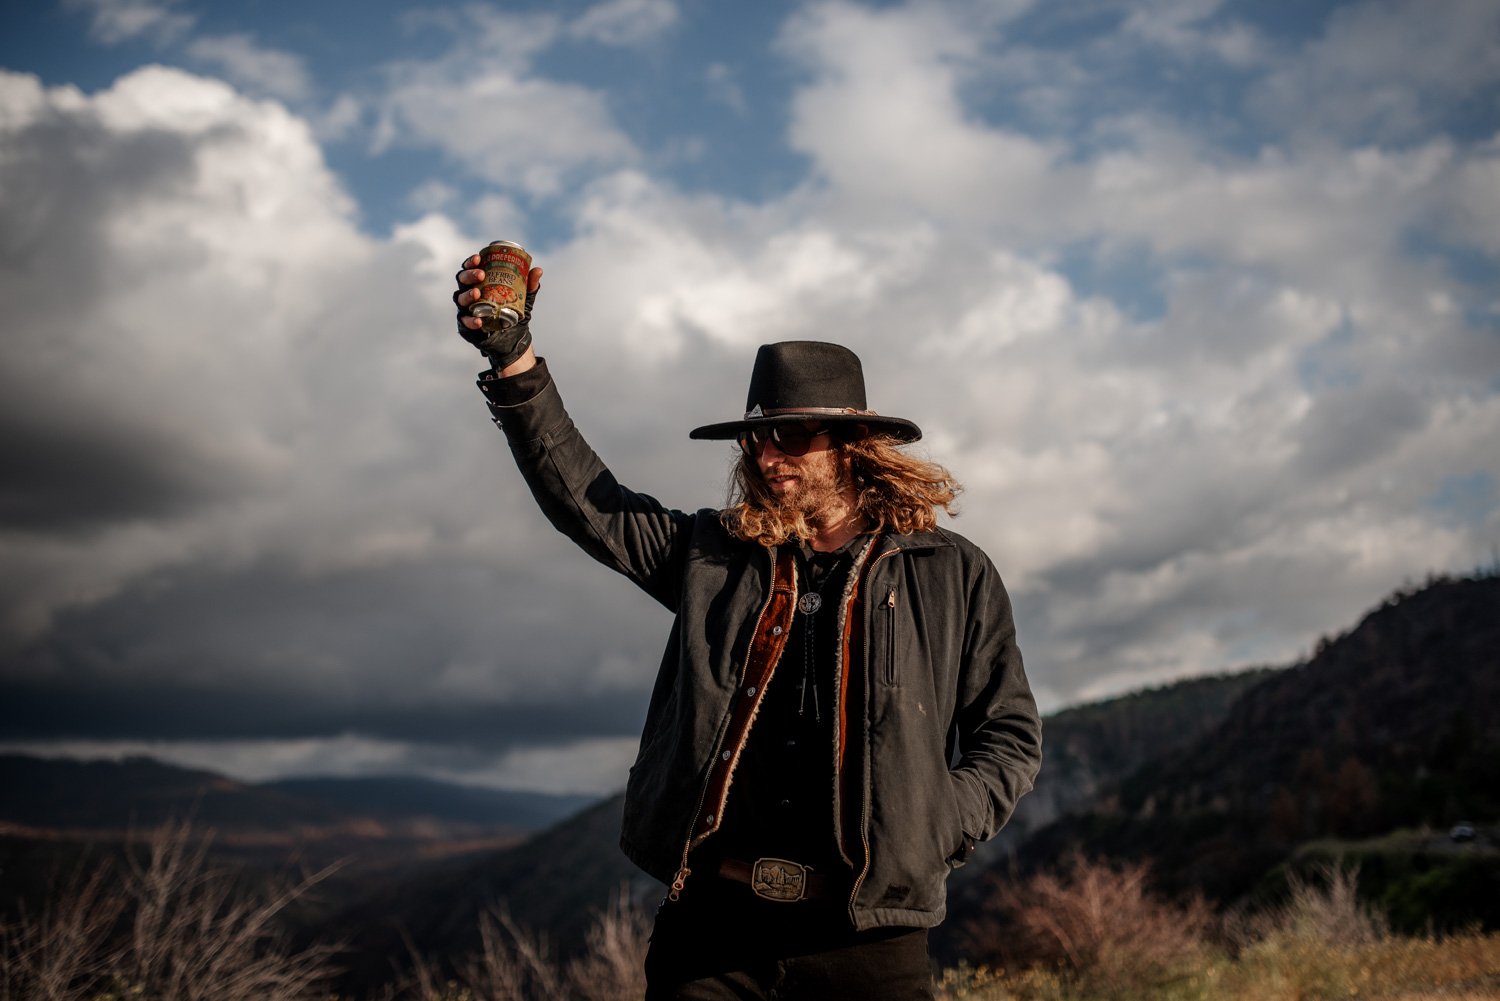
[1,0,1497,797]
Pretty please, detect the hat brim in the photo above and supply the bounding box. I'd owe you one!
[689,412,922,443]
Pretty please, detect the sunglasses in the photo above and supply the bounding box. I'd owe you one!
[737,424,832,458]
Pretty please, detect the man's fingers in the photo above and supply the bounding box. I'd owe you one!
[456,258,535,288]
[455,256,536,339]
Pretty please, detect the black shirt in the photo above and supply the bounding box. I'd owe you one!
[705,536,864,874]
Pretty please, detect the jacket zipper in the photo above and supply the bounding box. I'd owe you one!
[848,545,902,916]
[667,544,780,902]
[830,536,878,867]
[884,587,897,686]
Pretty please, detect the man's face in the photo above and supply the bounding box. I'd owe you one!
[756,425,848,516]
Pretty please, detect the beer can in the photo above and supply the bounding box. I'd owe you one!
[470,240,532,330]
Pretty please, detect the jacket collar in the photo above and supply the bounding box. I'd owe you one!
[877,528,953,553]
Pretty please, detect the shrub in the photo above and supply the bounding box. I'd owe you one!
[1231,860,1387,951]
[0,820,337,1001]
[401,888,649,1001]
[990,854,1213,996]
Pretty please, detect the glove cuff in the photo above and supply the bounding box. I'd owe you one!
[480,321,533,371]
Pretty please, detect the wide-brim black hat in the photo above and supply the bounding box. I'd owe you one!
[689,341,922,442]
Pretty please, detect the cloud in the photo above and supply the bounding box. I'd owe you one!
[704,63,747,115]
[63,0,194,45]
[0,65,350,634]
[372,10,637,195]
[760,0,1500,700]
[0,735,639,794]
[1248,0,1500,142]
[0,66,666,777]
[186,33,315,102]
[1117,0,1265,67]
[779,1,1066,229]
[568,0,679,47]
[2,0,1497,791]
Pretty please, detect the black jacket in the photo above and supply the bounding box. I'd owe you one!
[480,360,1042,930]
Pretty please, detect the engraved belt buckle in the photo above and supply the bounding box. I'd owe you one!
[750,857,809,902]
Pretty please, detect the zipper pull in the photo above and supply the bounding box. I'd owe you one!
[668,865,692,902]
[887,589,896,608]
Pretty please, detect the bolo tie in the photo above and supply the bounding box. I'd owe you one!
[796,557,836,722]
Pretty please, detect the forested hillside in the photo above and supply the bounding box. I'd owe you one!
[945,574,1500,960]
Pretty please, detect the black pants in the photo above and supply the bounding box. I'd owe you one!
[644,877,935,1000]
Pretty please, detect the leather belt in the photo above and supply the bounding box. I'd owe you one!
[718,857,837,902]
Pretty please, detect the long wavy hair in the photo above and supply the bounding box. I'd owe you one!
[720,433,963,546]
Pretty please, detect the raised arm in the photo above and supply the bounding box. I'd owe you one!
[451,251,693,609]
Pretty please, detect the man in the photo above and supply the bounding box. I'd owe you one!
[453,256,1041,1000]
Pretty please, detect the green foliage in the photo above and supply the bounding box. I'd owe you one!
[1262,833,1500,935]
[1041,670,1277,792]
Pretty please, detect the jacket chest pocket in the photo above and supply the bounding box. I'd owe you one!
[882,587,898,687]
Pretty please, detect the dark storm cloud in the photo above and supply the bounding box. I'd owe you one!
[0,108,258,532]
[1,550,663,748]
[3,0,1498,790]
[1292,382,1430,478]
[0,409,242,531]
[0,115,199,266]
[0,676,645,748]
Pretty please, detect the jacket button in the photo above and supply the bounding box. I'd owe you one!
[705,813,715,825]
[779,799,791,810]
[772,625,783,636]
[746,686,757,696]
[721,750,731,761]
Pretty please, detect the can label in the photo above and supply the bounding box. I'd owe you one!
[472,240,532,329]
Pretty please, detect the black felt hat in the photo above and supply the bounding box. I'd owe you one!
[689,341,922,442]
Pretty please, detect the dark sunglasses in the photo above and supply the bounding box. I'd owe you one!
[737,424,832,458]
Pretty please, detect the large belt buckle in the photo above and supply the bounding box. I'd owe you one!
[750,857,809,902]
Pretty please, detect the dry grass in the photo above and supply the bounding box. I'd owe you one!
[0,820,649,1001]
[1225,861,1389,952]
[0,820,339,1001]
[937,857,1500,1001]
[938,935,1500,1001]
[397,888,649,1001]
[9,830,1493,1001]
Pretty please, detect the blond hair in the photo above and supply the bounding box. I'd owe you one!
[720,434,963,547]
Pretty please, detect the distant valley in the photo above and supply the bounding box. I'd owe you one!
[3,572,1495,994]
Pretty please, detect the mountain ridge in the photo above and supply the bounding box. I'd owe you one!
[942,573,1500,958]
[5,572,1494,987]
[0,754,597,838]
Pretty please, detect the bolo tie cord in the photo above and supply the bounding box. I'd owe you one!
[797,560,834,722]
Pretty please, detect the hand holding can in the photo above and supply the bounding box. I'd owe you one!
[470,240,533,330]
[454,243,542,374]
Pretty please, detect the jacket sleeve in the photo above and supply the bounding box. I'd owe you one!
[476,358,694,610]
[950,557,1043,844]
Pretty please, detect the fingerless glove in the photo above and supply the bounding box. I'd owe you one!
[458,284,539,370]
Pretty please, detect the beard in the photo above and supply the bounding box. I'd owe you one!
[764,449,848,525]
[723,444,862,547]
